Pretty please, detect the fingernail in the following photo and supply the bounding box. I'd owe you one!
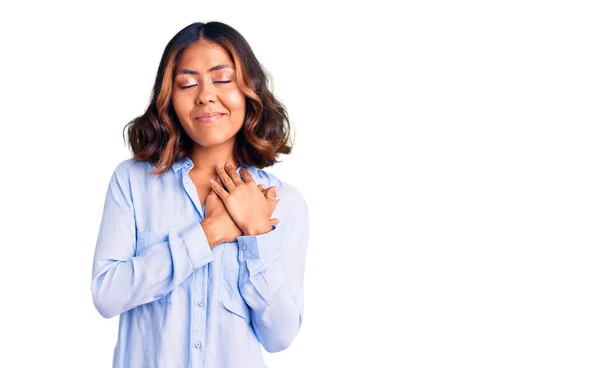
[210,179,215,183]
[274,187,279,193]
[216,164,222,169]
[275,195,280,201]
[225,163,231,168]
[216,177,221,182]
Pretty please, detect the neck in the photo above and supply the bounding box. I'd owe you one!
[188,140,240,175]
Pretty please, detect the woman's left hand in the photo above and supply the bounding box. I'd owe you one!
[210,163,279,236]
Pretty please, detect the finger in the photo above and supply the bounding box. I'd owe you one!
[224,163,244,186]
[209,178,229,199]
[264,186,280,208]
[215,176,228,192]
[264,186,279,200]
[240,167,256,184]
[270,218,279,226]
[215,164,237,192]
[258,184,265,191]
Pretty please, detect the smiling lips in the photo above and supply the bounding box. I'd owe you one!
[194,112,224,123]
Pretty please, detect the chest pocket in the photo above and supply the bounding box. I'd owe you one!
[135,230,173,305]
[219,241,251,323]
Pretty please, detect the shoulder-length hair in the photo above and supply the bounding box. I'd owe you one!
[123,21,293,176]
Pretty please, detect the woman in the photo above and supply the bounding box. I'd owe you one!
[91,21,309,368]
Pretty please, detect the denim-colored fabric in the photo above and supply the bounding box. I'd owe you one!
[91,156,309,367]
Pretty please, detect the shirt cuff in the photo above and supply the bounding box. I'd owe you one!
[237,225,280,262]
[180,221,213,269]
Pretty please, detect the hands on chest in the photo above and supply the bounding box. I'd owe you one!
[199,163,280,248]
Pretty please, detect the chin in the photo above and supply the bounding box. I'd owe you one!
[194,135,236,148]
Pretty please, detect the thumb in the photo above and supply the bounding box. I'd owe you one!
[264,186,280,206]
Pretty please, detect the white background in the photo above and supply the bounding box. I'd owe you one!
[0,0,599,367]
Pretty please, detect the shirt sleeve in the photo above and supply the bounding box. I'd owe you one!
[236,187,309,353]
[90,166,213,319]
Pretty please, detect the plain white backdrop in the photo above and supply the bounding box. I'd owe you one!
[0,0,599,367]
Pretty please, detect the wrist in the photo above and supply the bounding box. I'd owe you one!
[201,218,222,248]
[243,221,273,236]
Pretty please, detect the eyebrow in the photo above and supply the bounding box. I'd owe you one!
[175,64,234,76]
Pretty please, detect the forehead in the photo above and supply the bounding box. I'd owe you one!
[176,40,233,70]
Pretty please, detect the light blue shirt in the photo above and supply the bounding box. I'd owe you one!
[91,156,309,368]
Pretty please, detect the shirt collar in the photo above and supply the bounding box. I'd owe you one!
[171,156,193,172]
[171,156,257,175]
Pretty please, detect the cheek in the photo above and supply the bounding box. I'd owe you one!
[221,90,246,114]
[171,93,191,118]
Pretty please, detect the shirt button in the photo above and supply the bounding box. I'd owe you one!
[194,342,201,349]
[198,301,205,307]
[241,245,247,251]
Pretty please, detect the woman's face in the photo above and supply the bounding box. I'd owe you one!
[172,40,246,149]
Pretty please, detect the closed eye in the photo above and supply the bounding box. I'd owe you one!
[180,84,198,90]
[179,81,231,90]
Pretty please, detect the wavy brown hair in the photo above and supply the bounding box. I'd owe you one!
[123,21,293,176]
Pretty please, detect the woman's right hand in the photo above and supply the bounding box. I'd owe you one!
[202,183,279,248]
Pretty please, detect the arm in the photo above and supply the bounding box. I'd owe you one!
[90,166,213,318]
[236,190,309,352]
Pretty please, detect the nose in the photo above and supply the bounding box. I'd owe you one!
[195,82,216,105]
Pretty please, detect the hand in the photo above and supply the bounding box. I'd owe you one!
[210,163,280,236]
[203,188,242,248]
[203,180,279,247]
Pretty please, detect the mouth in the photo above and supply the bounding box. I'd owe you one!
[194,113,225,123]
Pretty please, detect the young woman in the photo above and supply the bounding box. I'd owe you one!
[91,21,309,368]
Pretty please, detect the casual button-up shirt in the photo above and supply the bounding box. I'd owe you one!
[90,156,309,368]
